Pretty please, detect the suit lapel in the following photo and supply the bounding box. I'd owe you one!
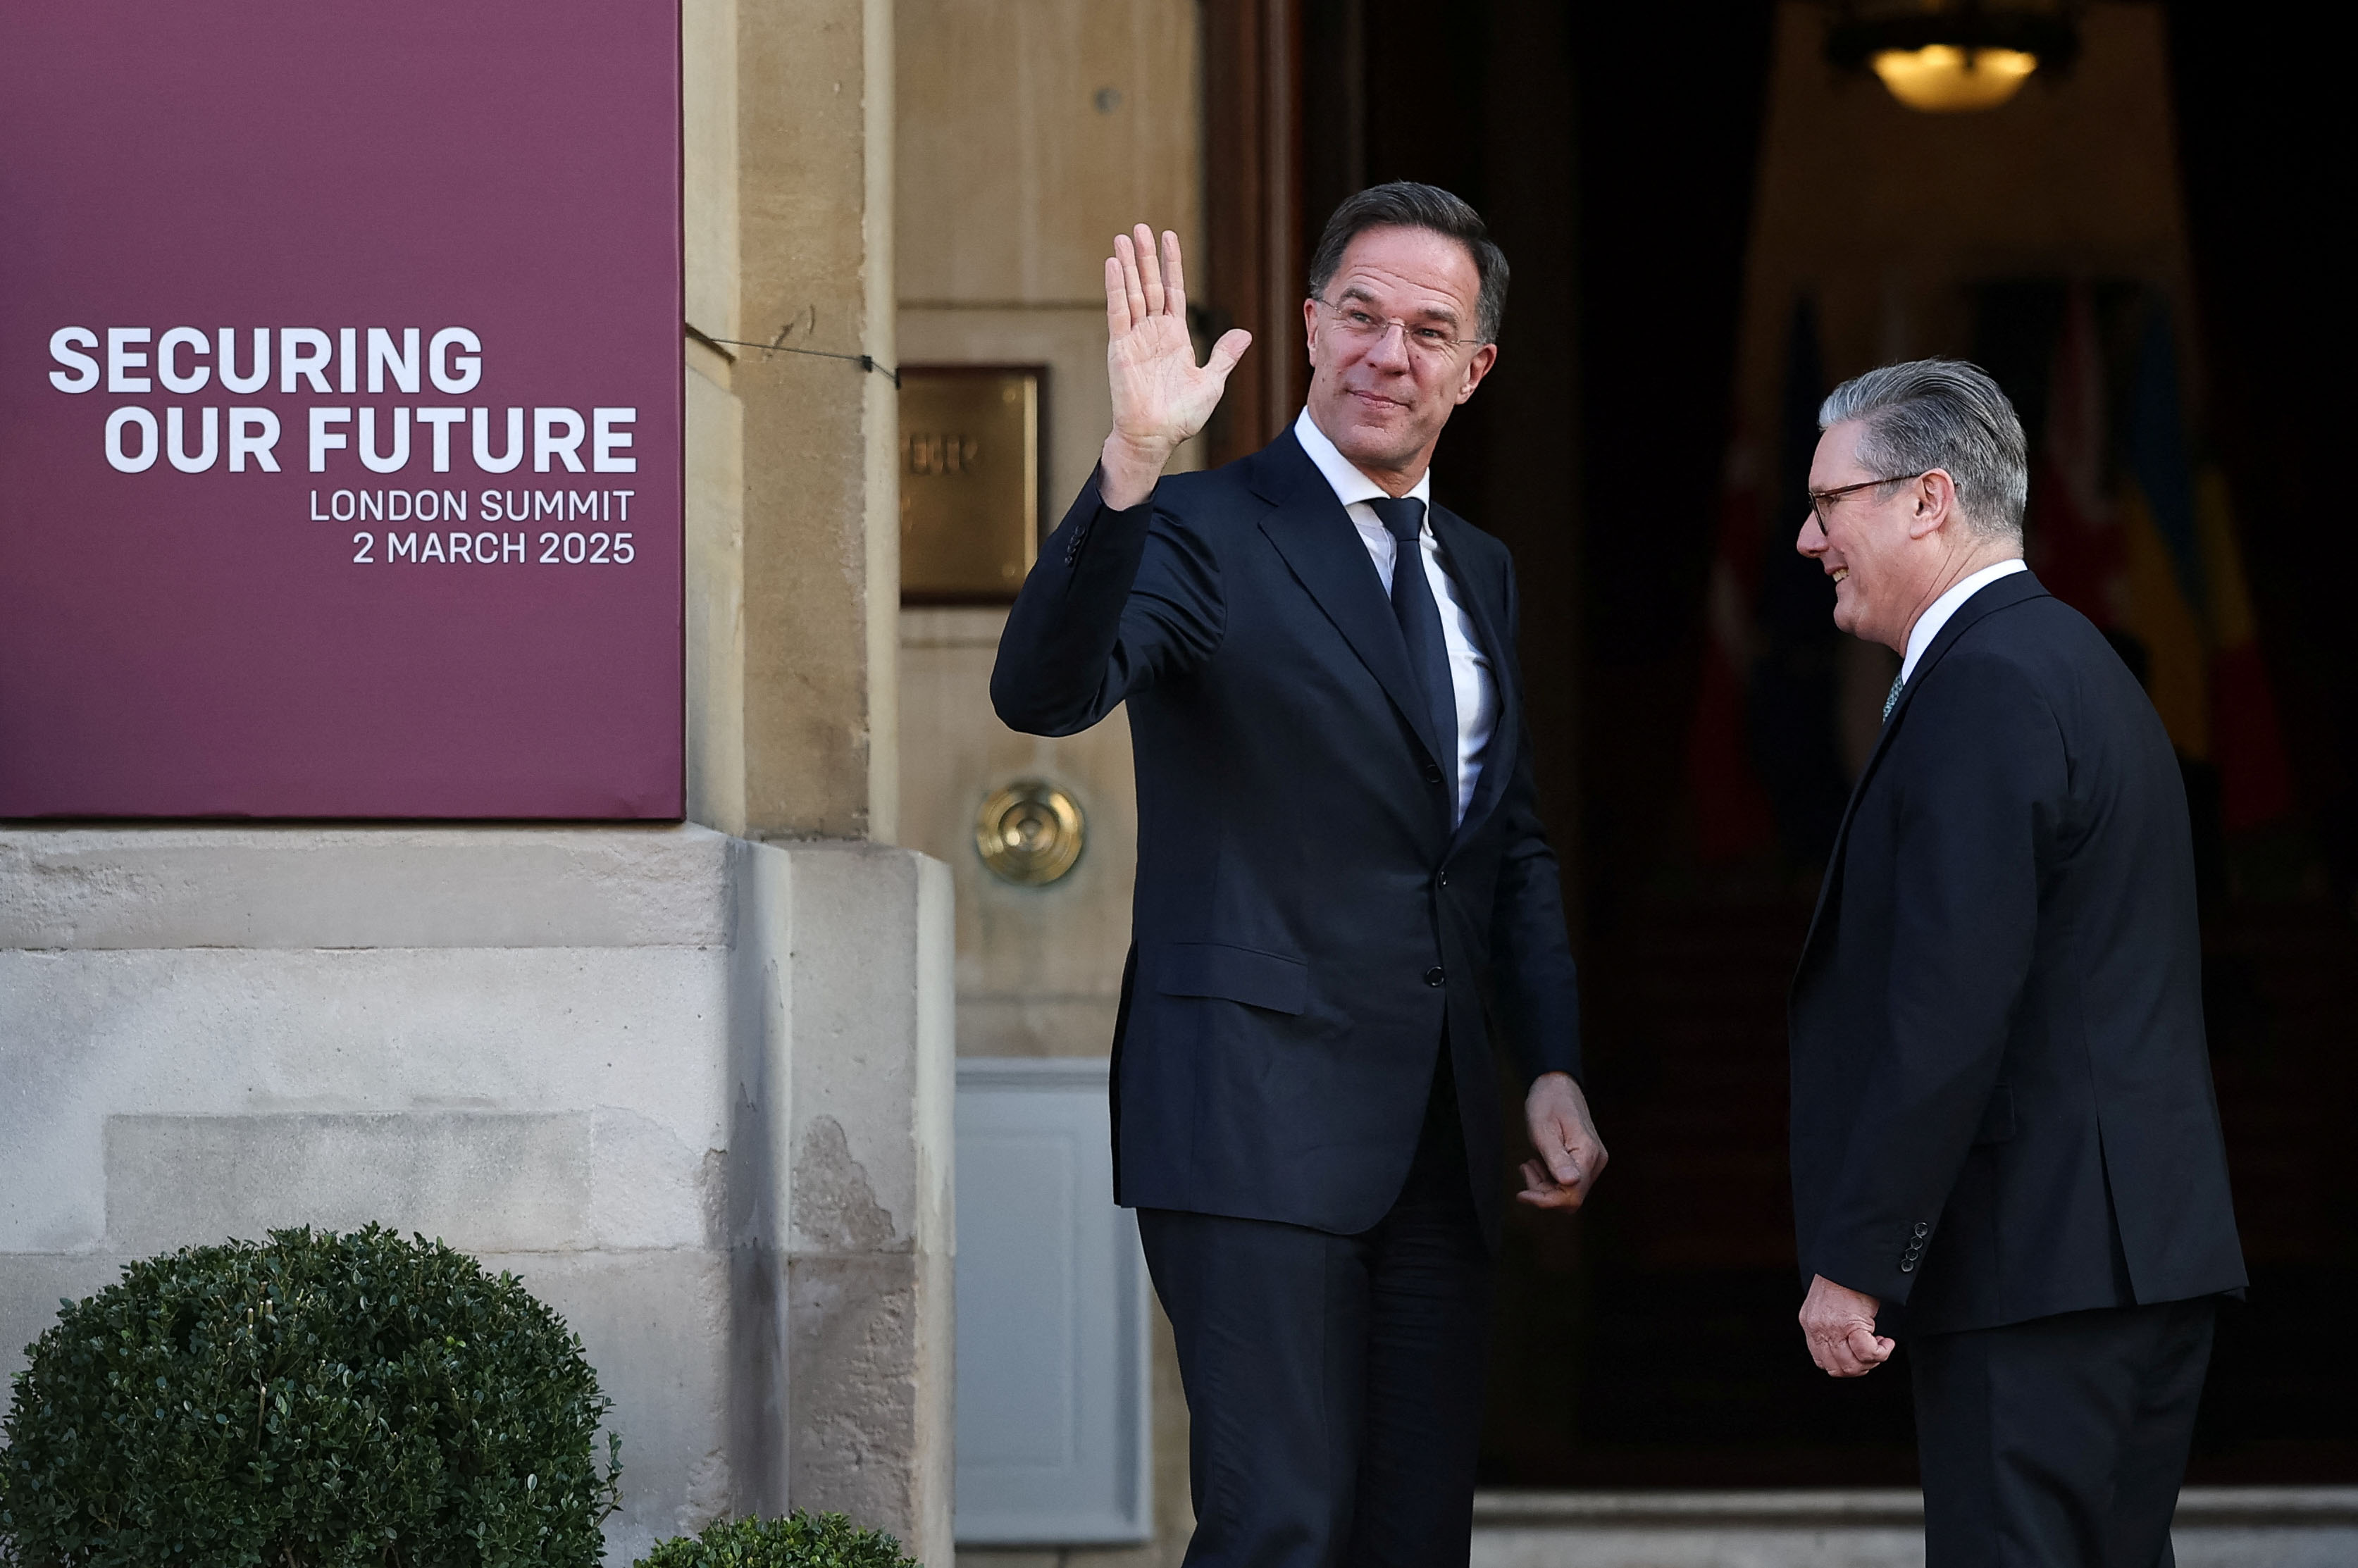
[1797,571,2052,966]
[1430,506,1517,849]
[1252,432,1449,768]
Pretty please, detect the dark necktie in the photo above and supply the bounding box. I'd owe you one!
[1367,497,1458,783]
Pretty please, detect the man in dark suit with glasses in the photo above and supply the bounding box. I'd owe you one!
[993,182,1601,1565]
[1789,358,2245,1567]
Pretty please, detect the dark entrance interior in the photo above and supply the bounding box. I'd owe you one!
[1198,0,2358,1488]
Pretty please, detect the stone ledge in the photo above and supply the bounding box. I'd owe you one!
[1475,1489,1925,1527]
[1469,1488,2358,1568]
[0,825,736,951]
[1471,1488,2358,1527]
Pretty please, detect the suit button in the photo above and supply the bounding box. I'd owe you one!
[1913,1221,1930,1238]
[1424,966,1446,987]
[1424,762,1444,785]
[1899,1259,1916,1274]
[1438,871,1451,888]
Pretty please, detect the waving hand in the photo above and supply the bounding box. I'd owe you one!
[1098,225,1253,509]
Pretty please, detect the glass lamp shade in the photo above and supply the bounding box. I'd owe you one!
[1870,44,2040,112]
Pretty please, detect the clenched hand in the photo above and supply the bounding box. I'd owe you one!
[1518,1071,1608,1210]
[1098,225,1253,510]
[1799,1274,1893,1377]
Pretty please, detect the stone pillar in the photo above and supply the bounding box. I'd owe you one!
[783,845,956,1565]
[736,0,900,842]
[683,4,952,1559]
[684,0,750,837]
[683,0,901,845]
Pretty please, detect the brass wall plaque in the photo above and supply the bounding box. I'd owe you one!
[976,778,1085,885]
[899,366,1040,602]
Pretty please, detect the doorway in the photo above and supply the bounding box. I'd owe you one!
[1200,0,2358,1489]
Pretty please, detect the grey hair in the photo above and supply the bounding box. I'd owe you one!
[1305,181,1509,343]
[1817,359,2028,540]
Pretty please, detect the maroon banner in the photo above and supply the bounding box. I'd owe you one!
[0,4,683,818]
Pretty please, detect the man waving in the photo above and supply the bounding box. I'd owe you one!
[992,182,1601,1564]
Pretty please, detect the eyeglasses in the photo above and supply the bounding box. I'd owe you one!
[1806,473,1928,526]
[1315,297,1487,361]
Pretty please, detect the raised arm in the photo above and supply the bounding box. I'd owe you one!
[1098,225,1253,507]
[991,227,1251,735]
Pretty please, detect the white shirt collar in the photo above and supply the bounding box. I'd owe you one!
[1901,558,2028,683]
[1293,407,1431,515]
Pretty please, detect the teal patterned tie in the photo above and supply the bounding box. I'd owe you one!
[1882,673,1905,723]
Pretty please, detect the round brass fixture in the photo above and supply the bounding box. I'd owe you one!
[976,779,1086,885]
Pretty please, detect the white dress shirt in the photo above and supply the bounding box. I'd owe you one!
[1293,408,1498,824]
[1901,558,2028,683]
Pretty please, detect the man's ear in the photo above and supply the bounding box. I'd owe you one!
[1909,469,1959,540]
[1456,341,1499,405]
[1303,297,1322,366]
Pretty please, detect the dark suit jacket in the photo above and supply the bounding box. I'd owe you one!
[1789,570,2246,1336]
[991,429,1582,1242]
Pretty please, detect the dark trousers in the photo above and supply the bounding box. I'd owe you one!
[1138,1069,1492,1568]
[1911,1296,2218,1568]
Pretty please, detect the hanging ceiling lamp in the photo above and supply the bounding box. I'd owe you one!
[1825,1,2082,113]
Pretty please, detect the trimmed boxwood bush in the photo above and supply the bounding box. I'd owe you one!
[1,1225,620,1567]
[635,1514,920,1568]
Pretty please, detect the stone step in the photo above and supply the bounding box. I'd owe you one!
[1467,1488,2358,1568]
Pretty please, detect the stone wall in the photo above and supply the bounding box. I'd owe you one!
[0,826,952,1566]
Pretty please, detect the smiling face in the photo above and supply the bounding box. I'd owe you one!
[1796,418,1950,652]
[1301,225,1498,492]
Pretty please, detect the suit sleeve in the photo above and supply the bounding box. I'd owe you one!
[991,471,1224,736]
[1483,560,1584,1085]
[1807,653,2063,1304]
